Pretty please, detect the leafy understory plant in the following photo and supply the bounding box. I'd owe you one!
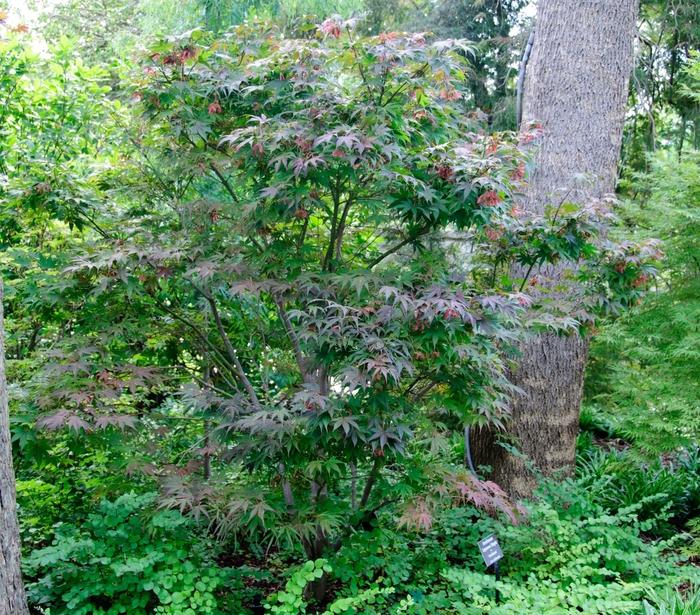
[24,493,222,615]
[264,559,394,614]
[438,478,700,615]
[443,568,645,614]
[585,150,700,455]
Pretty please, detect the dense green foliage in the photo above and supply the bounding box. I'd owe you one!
[0,2,698,614]
[317,474,700,614]
[586,146,700,453]
[25,493,222,615]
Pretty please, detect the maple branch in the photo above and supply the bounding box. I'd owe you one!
[349,39,375,104]
[382,62,430,108]
[125,134,174,197]
[322,177,342,271]
[202,290,262,411]
[377,66,391,106]
[203,422,212,480]
[489,258,499,288]
[359,457,382,509]
[403,375,428,397]
[173,365,236,398]
[143,412,210,422]
[79,211,111,239]
[272,294,308,380]
[209,162,240,203]
[518,261,537,292]
[311,479,326,505]
[279,462,295,510]
[331,496,397,551]
[200,360,213,482]
[347,231,383,266]
[550,186,576,224]
[412,380,438,401]
[367,227,428,269]
[318,365,329,396]
[334,196,354,262]
[296,215,309,254]
[331,466,399,551]
[24,321,42,356]
[350,462,358,510]
[145,292,240,391]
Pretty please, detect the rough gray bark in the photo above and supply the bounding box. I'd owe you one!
[0,279,30,615]
[474,0,639,497]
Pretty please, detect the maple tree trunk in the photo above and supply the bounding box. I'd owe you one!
[474,0,639,497]
[0,279,30,614]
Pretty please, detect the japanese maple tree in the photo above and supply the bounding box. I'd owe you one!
[18,20,656,600]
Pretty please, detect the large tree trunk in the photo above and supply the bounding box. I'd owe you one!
[0,279,30,614]
[474,0,639,497]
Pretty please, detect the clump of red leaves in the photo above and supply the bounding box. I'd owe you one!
[398,468,525,531]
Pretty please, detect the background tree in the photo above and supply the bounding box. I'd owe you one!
[34,0,200,64]
[427,0,528,128]
[474,0,640,496]
[622,0,700,172]
[0,279,29,614]
[0,40,39,612]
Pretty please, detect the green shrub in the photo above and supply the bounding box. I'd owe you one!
[441,568,644,614]
[264,559,394,615]
[15,477,67,550]
[577,447,700,534]
[585,150,700,455]
[24,492,222,615]
[326,477,699,614]
[436,479,699,614]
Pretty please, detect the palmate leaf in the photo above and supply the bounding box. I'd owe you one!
[37,410,91,433]
[247,500,274,524]
[93,414,138,430]
[304,458,344,481]
[331,414,360,437]
[35,410,73,430]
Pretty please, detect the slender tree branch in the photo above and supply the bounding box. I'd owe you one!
[349,39,375,103]
[296,215,309,254]
[202,419,212,480]
[403,375,429,397]
[518,261,537,292]
[350,462,358,511]
[272,293,308,380]
[201,289,262,410]
[209,162,240,203]
[359,457,382,509]
[367,228,428,269]
[145,291,239,391]
[323,179,342,271]
[382,62,430,107]
[550,186,575,223]
[172,364,236,398]
[279,462,295,510]
[412,380,438,401]
[334,196,354,261]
